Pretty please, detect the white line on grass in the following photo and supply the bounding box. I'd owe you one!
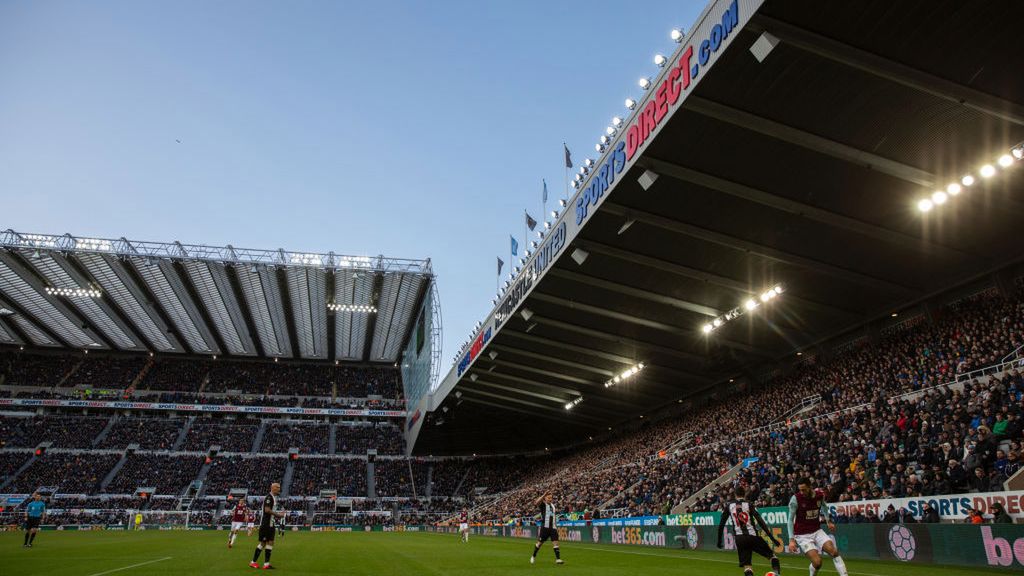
[575,546,892,576]
[86,556,172,576]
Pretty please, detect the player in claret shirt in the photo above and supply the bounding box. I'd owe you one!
[787,479,848,576]
[459,509,470,543]
[228,499,248,548]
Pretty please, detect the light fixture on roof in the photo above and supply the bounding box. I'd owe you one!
[961,174,975,187]
[998,154,1014,168]
[638,77,652,90]
[531,241,539,249]
[0,307,13,315]
[605,362,645,388]
[45,286,102,299]
[980,164,997,178]
[564,396,584,410]
[550,210,559,219]
[543,221,551,230]
[584,158,595,168]
[469,374,478,382]
[570,248,589,266]
[750,31,780,63]
[488,351,497,360]
[931,191,948,205]
[625,98,637,110]
[1013,145,1024,160]
[612,117,624,128]
[704,284,784,334]
[327,303,377,313]
[638,169,659,191]
[917,198,933,212]
[653,54,667,67]
[670,28,685,42]
[595,143,606,153]
[946,183,962,196]
[605,126,616,137]
[521,308,534,322]
[558,199,567,208]
[599,135,611,145]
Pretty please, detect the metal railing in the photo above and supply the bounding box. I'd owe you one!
[0,229,432,275]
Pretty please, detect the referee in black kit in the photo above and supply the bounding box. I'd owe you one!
[716,486,782,576]
[531,491,564,565]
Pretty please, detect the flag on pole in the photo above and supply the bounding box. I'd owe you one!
[497,257,504,276]
[542,179,548,204]
[510,235,518,257]
[564,144,572,168]
[525,212,537,231]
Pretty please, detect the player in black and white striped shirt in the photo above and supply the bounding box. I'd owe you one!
[530,492,564,565]
[716,486,782,576]
[250,482,285,569]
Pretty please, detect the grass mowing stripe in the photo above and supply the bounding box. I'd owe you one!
[86,556,172,576]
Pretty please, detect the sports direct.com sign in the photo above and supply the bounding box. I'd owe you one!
[828,491,1024,522]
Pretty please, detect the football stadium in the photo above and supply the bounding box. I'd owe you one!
[2,0,1024,574]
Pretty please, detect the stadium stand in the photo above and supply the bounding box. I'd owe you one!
[2,414,110,449]
[180,419,261,453]
[289,457,367,497]
[9,453,119,495]
[106,454,204,495]
[97,417,185,450]
[259,422,330,454]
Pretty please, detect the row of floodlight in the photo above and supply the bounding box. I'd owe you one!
[918,145,1023,212]
[45,286,102,299]
[564,396,584,410]
[703,285,783,334]
[583,27,686,162]
[605,362,645,388]
[327,303,377,313]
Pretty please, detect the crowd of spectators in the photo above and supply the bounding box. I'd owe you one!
[64,356,146,389]
[335,424,403,454]
[106,454,203,495]
[204,455,287,496]
[259,422,330,454]
[0,351,78,387]
[2,414,111,449]
[0,451,30,481]
[289,457,366,496]
[9,453,118,494]
[180,419,260,452]
[374,459,428,497]
[140,359,208,392]
[98,417,184,450]
[474,288,1024,521]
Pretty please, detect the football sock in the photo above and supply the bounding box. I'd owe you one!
[264,546,272,563]
[29,533,36,544]
[833,556,848,576]
[252,544,263,563]
[230,533,236,546]
[772,556,781,574]
[532,543,541,558]
[24,532,30,545]
[554,545,560,560]
[744,568,754,576]
[809,564,817,576]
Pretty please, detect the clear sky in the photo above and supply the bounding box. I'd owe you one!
[0,0,706,372]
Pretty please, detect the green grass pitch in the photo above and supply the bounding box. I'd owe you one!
[0,530,1009,575]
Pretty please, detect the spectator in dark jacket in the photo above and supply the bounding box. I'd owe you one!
[992,503,1014,524]
[881,504,899,523]
[920,503,940,523]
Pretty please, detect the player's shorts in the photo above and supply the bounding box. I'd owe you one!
[231,521,245,531]
[459,523,469,531]
[537,527,559,542]
[794,529,832,553]
[25,517,41,530]
[735,535,773,565]
[247,522,255,529]
[258,525,276,542]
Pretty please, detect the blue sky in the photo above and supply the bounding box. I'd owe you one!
[0,0,705,371]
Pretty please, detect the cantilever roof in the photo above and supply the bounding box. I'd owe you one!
[0,230,433,363]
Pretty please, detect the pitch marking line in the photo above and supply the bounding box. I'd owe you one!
[86,556,173,576]
[576,546,891,576]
